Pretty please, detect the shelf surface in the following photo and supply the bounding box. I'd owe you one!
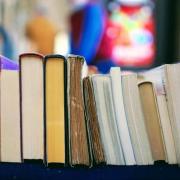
[0,163,180,179]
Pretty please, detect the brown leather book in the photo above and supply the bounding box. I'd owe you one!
[138,81,166,162]
[83,76,105,164]
[68,55,91,166]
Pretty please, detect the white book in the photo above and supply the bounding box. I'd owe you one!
[122,73,153,165]
[103,75,125,165]
[92,75,125,165]
[110,67,136,165]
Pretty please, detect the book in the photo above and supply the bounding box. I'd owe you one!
[110,67,136,165]
[83,76,105,164]
[44,55,67,165]
[19,53,44,161]
[2,52,180,168]
[91,74,125,165]
[67,55,91,166]
[138,81,166,161]
[138,69,177,164]
[122,73,153,165]
[0,55,21,162]
[159,64,180,164]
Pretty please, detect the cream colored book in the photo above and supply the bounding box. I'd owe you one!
[19,53,44,161]
[122,73,153,165]
[0,56,21,162]
[91,74,125,165]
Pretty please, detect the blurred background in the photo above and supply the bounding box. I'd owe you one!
[0,0,179,73]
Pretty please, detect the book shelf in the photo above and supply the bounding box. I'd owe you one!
[0,163,179,179]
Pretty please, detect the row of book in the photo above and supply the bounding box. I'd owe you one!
[0,53,180,167]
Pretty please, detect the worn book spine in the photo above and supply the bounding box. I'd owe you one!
[83,76,105,165]
[68,55,91,166]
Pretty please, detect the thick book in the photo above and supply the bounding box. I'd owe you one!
[19,53,44,161]
[67,55,91,166]
[122,73,153,165]
[0,55,21,162]
[83,76,105,165]
[91,74,125,165]
[44,54,67,165]
[138,81,166,162]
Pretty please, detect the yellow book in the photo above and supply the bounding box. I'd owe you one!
[45,55,66,164]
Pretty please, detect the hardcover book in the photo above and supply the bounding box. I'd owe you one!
[44,54,67,165]
[19,53,44,161]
